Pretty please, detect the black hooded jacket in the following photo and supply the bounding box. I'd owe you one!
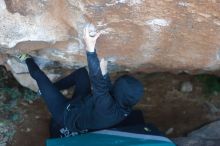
[63,51,144,132]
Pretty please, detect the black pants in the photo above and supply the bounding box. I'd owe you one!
[26,58,91,127]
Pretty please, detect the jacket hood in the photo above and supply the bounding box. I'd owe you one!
[112,75,144,109]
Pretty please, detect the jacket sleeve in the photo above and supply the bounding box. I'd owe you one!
[86,51,112,97]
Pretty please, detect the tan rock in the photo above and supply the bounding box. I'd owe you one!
[0,0,220,89]
[11,71,61,92]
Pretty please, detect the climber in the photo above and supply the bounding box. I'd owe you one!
[17,24,144,137]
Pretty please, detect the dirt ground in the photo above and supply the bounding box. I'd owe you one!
[134,73,220,137]
[5,72,220,146]
[7,100,50,146]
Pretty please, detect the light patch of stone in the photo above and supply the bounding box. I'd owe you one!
[97,21,108,27]
[0,0,6,11]
[213,19,220,26]
[51,49,69,61]
[101,28,114,35]
[139,29,161,63]
[145,19,171,31]
[178,1,191,7]
[205,102,220,114]
[198,12,212,18]
[204,49,220,71]
[216,49,220,61]
[130,0,143,5]
[180,81,193,93]
[106,0,144,6]
[67,0,85,11]
[66,41,84,55]
[66,42,80,53]
[105,56,117,63]
[105,3,116,6]
[33,56,55,69]
[166,127,174,135]
[76,37,85,51]
[7,58,29,74]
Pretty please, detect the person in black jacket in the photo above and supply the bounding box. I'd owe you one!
[17,24,144,137]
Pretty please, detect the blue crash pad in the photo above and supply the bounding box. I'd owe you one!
[47,129,176,146]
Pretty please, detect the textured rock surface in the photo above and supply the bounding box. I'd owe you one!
[0,0,220,89]
[173,120,220,146]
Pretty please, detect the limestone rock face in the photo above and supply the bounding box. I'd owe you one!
[174,120,220,146]
[0,0,220,89]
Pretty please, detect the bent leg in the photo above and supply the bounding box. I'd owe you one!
[72,67,91,99]
[53,67,89,91]
[53,72,77,91]
[53,67,91,99]
[26,58,67,126]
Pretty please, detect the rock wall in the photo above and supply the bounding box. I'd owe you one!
[0,0,220,90]
[174,120,220,146]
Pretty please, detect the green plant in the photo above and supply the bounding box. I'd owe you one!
[0,88,21,100]
[0,66,7,86]
[196,74,220,96]
[23,89,37,102]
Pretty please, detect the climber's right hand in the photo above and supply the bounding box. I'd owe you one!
[83,24,102,53]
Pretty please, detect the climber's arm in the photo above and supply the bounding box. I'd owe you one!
[83,24,112,96]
